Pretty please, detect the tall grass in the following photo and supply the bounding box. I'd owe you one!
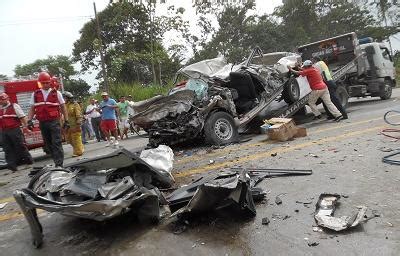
[79,82,175,111]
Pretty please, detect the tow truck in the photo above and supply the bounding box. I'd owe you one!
[298,32,396,106]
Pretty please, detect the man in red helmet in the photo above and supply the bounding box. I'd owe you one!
[0,93,33,172]
[27,71,69,167]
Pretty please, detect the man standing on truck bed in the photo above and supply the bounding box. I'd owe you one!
[28,71,69,167]
[0,93,33,172]
[288,60,343,122]
[312,57,348,120]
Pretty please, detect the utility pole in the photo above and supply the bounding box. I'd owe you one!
[93,2,109,92]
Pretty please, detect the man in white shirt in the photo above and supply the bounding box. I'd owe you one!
[85,98,102,142]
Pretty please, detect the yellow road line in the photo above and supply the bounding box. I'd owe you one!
[174,125,385,178]
[0,211,24,222]
[0,209,45,222]
[175,115,389,166]
[0,197,14,204]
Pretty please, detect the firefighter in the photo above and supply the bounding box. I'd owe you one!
[63,91,84,157]
[27,71,69,167]
[0,93,33,172]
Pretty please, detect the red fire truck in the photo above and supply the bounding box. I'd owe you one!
[0,77,63,151]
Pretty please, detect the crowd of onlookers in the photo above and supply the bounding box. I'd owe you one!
[81,94,137,145]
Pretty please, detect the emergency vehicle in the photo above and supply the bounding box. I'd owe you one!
[0,76,63,151]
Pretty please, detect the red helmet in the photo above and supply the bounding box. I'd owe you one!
[0,93,9,100]
[51,76,59,87]
[38,72,51,83]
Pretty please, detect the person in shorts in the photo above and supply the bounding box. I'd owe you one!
[99,92,119,147]
[117,96,130,139]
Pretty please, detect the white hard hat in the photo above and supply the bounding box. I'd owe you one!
[101,92,109,96]
[302,60,313,67]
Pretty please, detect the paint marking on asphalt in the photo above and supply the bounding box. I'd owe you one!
[174,125,386,178]
[0,209,45,222]
[175,115,391,166]
[0,197,14,204]
[0,211,24,222]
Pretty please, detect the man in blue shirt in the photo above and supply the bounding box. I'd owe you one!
[99,92,119,147]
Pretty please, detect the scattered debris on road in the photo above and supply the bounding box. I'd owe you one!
[169,170,257,219]
[307,241,319,247]
[275,196,282,205]
[0,202,8,209]
[262,217,270,225]
[14,144,314,249]
[314,193,368,232]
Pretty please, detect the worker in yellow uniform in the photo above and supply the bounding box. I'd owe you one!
[63,91,84,157]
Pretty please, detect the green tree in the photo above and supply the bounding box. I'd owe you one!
[273,0,398,50]
[187,2,284,63]
[13,55,91,97]
[14,55,76,79]
[0,74,8,81]
[63,79,91,99]
[73,1,184,85]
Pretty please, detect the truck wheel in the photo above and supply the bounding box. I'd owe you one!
[380,79,393,100]
[204,112,238,145]
[282,77,300,104]
[336,85,349,109]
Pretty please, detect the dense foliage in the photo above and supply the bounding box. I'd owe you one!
[13,55,91,97]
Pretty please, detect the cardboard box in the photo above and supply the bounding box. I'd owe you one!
[267,119,298,142]
[265,118,293,125]
[294,127,307,138]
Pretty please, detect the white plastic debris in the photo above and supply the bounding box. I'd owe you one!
[0,202,8,209]
[140,145,175,181]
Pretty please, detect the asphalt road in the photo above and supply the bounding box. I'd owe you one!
[1,90,400,256]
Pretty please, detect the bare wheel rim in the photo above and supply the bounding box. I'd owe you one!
[290,82,299,98]
[214,118,233,140]
[384,82,392,96]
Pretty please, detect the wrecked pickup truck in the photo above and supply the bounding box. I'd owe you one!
[131,48,311,147]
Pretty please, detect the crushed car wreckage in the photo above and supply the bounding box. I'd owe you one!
[130,48,311,147]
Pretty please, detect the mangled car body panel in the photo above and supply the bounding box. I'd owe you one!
[14,148,175,248]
